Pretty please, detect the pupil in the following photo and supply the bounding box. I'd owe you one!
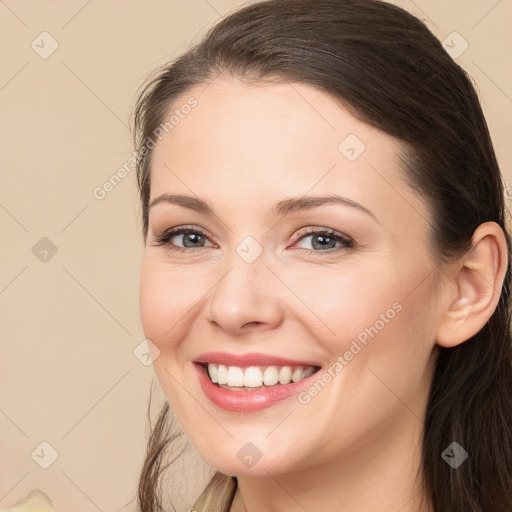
[312,234,335,250]
[184,233,204,247]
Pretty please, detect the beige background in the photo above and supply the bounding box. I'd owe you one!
[1,0,511,510]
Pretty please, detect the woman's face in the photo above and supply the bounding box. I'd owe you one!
[139,76,442,476]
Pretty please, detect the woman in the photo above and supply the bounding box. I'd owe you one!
[133,0,512,510]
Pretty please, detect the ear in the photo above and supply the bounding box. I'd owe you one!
[436,221,508,348]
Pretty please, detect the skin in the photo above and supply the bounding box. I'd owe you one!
[139,75,507,512]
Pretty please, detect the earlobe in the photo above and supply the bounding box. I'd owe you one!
[436,222,508,348]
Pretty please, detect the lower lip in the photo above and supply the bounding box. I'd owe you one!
[194,363,319,413]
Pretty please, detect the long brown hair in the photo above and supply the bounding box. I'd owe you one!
[133,1,512,510]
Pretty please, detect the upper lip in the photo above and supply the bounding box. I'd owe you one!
[193,351,321,368]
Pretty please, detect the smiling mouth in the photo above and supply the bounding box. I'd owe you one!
[200,362,321,390]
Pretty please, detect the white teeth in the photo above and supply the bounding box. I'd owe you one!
[278,366,292,384]
[206,363,317,388]
[226,366,244,386]
[292,368,304,382]
[217,364,228,385]
[263,366,279,386]
[304,366,315,377]
[208,363,218,383]
[243,367,263,388]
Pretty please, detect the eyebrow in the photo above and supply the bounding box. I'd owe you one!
[148,193,378,222]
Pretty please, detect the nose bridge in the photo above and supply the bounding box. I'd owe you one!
[207,242,283,333]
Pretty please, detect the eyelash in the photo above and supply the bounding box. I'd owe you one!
[150,225,355,255]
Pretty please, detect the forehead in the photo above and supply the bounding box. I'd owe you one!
[152,76,393,169]
[149,76,429,227]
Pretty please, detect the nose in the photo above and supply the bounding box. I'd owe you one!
[207,254,285,335]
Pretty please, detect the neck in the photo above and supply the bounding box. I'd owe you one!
[230,409,433,512]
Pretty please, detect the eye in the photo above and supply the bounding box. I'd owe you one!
[150,225,354,255]
[291,227,354,253]
[151,225,215,253]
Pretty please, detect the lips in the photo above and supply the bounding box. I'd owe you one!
[193,352,321,412]
[194,351,321,368]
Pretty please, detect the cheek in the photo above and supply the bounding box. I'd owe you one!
[281,259,437,380]
[139,257,207,351]
[279,261,402,342]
